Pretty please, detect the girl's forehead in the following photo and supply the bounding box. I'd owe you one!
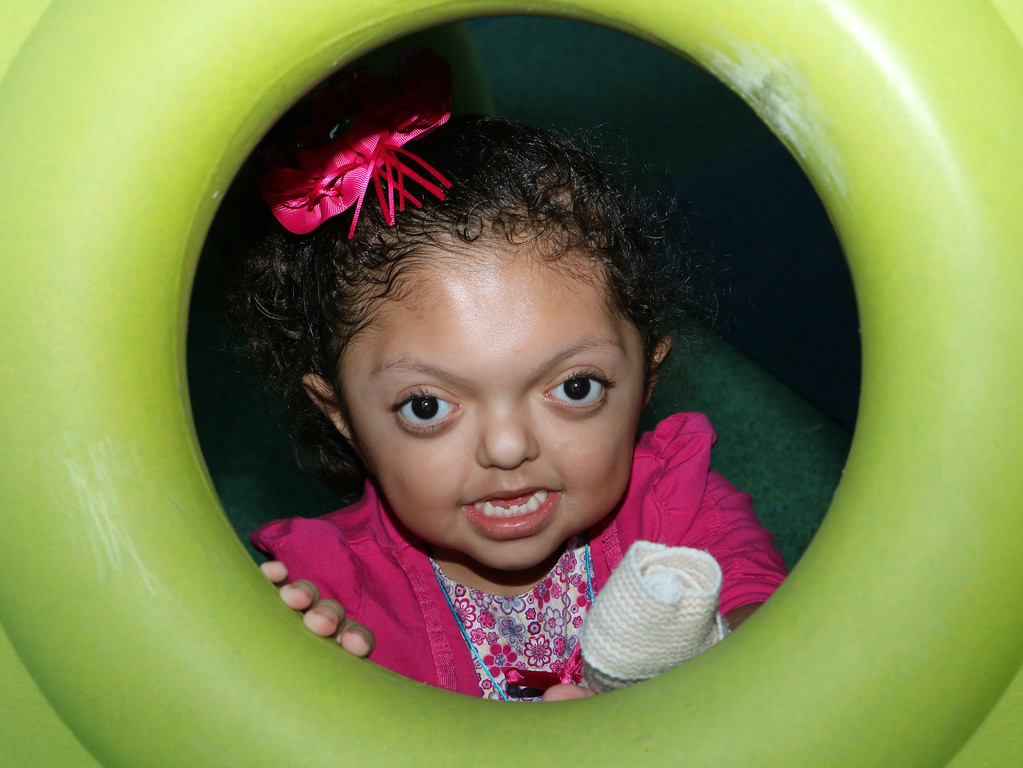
[395,241,613,308]
[348,244,639,362]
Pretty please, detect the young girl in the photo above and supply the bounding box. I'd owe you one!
[231,50,787,702]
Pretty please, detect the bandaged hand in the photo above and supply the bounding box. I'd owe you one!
[580,542,728,693]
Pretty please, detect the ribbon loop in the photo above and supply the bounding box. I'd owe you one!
[261,49,453,237]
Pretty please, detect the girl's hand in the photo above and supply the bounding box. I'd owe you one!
[259,561,375,657]
[542,684,596,702]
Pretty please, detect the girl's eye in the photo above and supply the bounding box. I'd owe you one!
[397,395,454,426]
[549,376,606,406]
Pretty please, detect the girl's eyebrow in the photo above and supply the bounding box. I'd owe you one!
[370,336,626,384]
[370,356,473,388]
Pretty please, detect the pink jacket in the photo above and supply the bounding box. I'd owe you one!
[252,412,787,696]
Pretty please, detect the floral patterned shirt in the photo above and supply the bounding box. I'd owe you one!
[432,538,593,702]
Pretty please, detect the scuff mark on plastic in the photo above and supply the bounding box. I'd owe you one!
[703,38,848,201]
[63,434,162,595]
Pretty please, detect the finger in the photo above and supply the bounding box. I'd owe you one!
[279,579,320,611]
[303,597,345,637]
[259,560,288,585]
[337,620,375,658]
[542,684,596,702]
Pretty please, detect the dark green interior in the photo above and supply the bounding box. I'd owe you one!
[188,17,857,569]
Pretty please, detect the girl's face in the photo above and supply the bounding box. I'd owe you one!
[310,245,660,594]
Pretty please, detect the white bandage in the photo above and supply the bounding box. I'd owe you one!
[581,541,729,693]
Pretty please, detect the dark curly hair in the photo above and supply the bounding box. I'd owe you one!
[227,114,689,496]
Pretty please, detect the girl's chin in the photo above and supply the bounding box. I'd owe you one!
[436,538,570,595]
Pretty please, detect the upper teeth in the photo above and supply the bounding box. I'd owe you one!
[477,490,548,518]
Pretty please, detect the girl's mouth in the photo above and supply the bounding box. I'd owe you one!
[471,489,549,519]
[463,490,559,539]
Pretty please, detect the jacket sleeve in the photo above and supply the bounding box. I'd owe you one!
[631,413,788,616]
[684,469,787,615]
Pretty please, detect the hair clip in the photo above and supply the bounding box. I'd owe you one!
[261,49,453,237]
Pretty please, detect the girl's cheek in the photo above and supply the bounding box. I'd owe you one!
[385,438,465,487]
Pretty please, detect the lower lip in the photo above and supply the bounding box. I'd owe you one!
[463,492,560,540]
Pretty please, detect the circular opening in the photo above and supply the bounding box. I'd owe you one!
[188,17,856,570]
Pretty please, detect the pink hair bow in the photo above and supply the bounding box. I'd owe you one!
[261,50,453,237]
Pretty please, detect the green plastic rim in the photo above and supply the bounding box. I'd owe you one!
[2,2,1022,766]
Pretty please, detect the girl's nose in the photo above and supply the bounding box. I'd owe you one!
[477,410,539,470]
